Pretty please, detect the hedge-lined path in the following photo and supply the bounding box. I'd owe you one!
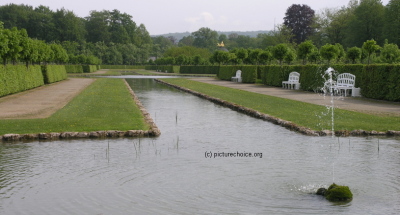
[0,78,95,119]
[190,77,400,116]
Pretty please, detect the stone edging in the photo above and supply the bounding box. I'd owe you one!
[155,79,400,137]
[0,80,160,142]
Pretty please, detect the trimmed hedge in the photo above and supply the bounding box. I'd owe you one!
[65,65,84,73]
[261,64,400,102]
[0,65,44,97]
[218,65,257,83]
[100,65,145,69]
[41,65,68,84]
[180,66,219,74]
[82,65,98,73]
[155,65,180,73]
[361,65,400,101]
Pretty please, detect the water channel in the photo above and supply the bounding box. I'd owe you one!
[1,77,399,214]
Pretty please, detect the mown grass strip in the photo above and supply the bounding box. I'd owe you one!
[0,78,149,135]
[160,78,400,132]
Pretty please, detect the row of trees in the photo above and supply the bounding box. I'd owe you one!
[1,1,400,66]
[0,4,152,65]
[153,38,400,66]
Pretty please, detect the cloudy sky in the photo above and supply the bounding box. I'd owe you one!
[3,0,391,35]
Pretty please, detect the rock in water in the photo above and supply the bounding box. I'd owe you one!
[316,188,327,196]
[324,183,353,202]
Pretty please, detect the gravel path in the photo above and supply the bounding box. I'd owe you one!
[0,78,95,119]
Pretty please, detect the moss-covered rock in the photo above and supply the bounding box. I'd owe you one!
[324,183,353,202]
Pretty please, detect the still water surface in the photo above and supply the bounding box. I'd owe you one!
[1,78,399,214]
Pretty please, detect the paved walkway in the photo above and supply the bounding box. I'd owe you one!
[190,77,400,116]
[0,78,94,119]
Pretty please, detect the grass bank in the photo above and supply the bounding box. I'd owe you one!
[0,78,149,135]
[160,78,400,132]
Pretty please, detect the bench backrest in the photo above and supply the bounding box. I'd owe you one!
[287,72,300,83]
[336,73,355,87]
[235,70,242,78]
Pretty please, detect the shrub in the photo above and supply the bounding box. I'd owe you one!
[41,65,67,84]
[0,65,44,97]
[65,65,84,73]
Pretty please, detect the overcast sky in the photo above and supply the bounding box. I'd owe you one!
[3,0,391,35]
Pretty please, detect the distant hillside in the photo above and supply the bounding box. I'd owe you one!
[152,30,271,41]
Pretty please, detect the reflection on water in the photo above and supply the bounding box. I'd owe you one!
[0,78,399,215]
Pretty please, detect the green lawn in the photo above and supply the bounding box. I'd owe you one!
[160,78,400,132]
[0,78,149,135]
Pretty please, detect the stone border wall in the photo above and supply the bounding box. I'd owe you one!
[0,79,160,142]
[155,79,400,137]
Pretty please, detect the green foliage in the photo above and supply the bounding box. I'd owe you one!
[180,66,219,74]
[345,0,385,47]
[380,41,400,63]
[65,65,84,73]
[362,39,381,64]
[320,43,339,64]
[217,65,257,83]
[192,27,219,51]
[297,40,316,64]
[346,47,362,64]
[361,65,400,101]
[100,65,145,70]
[325,183,353,202]
[272,44,289,65]
[41,65,67,84]
[0,65,44,97]
[82,65,98,73]
[384,0,400,45]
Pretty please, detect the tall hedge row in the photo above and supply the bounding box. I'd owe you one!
[361,65,400,101]
[65,65,84,73]
[155,65,180,73]
[82,65,98,73]
[218,65,257,83]
[100,65,145,69]
[41,65,67,84]
[260,64,400,101]
[0,65,44,97]
[180,66,219,74]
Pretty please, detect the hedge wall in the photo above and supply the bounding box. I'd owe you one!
[261,64,400,102]
[100,65,145,69]
[180,66,219,74]
[0,65,44,97]
[41,65,68,84]
[65,65,84,73]
[145,65,157,70]
[218,65,257,83]
[361,65,400,101]
[82,65,98,73]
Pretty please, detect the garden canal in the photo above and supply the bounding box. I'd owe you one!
[0,77,399,214]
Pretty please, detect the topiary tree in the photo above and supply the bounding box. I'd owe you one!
[272,43,289,65]
[308,50,321,64]
[320,43,339,64]
[346,47,362,64]
[284,48,297,65]
[362,39,380,64]
[297,40,315,64]
[380,40,400,63]
[258,50,272,65]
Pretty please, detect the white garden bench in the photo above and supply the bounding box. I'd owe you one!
[231,70,242,83]
[331,73,358,97]
[282,71,300,90]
